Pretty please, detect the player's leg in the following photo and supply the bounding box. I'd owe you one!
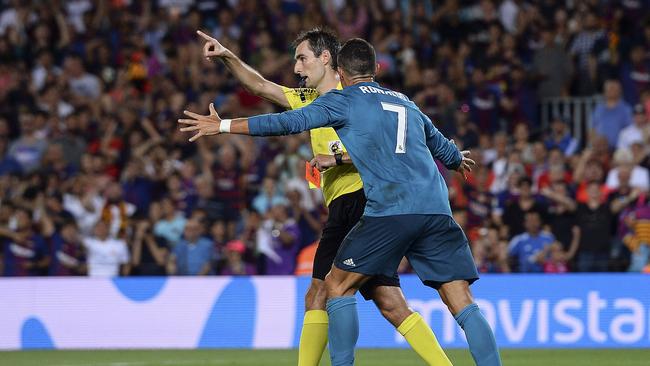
[324,265,370,366]
[298,191,361,366]
[438,281,501,366]
[326,215,416,366]
[363,282,452,366]
[298,220,345,366]
[407,214,501,366]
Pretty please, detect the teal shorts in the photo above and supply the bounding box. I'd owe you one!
[334,214,479,289]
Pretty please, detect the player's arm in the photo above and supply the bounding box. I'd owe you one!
[197,30,290,108]
[422,113,475,178]
[178,92,348,141]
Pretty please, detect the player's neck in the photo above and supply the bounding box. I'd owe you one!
[349,77,373,85]
[343,75,374,87]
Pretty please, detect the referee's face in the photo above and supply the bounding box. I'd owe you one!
[294,40,326,89]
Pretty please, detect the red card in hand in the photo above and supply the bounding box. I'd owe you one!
[305,161,321,188]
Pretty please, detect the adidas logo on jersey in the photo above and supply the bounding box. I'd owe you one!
[343,258,356,267]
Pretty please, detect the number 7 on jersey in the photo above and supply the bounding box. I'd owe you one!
[381,102,407,154]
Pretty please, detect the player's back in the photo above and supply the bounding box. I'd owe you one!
[333,82,460,217]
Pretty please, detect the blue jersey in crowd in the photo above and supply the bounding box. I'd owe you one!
[249,81,462,217]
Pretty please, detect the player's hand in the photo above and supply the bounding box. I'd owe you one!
[178,103,221,142]
[456,150,476,180]
[197,30,228,61]
[310,154,336,172]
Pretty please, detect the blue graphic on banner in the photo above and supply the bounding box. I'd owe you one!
[199,277,256,347]
[112,277,167,302]
[21,317,55,349]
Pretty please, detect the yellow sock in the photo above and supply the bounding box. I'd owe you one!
[298,310,329,366]
[398,312,453,366]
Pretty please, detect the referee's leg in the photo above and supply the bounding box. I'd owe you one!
[298,195,352,366]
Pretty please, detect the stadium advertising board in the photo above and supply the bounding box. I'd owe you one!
[0,274,648,349]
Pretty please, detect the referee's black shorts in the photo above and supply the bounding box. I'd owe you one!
[312,188,400,300]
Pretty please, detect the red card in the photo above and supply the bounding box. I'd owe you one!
[305,161,321,188]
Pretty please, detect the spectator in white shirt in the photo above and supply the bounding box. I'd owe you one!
[83,221,129,277]
[606,148,650,191]
[617,104,648,150]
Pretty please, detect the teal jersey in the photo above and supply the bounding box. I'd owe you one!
[248,82,462,217]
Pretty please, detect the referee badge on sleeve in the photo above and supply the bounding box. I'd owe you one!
[329,140,343,154]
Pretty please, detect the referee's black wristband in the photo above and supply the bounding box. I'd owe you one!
[334,153,344,166]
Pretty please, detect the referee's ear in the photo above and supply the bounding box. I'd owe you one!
[320,49,332,68]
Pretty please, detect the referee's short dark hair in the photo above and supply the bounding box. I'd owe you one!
[337,38,376,77]
[293,28,340,70]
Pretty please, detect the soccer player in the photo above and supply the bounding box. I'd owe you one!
[196,29,451,366]
[180,38,502,366]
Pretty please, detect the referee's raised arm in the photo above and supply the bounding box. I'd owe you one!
[197,30,290,108]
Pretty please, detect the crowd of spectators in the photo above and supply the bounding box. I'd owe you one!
[1,0,650,277]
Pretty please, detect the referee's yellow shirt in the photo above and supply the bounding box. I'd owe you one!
[280,85,363,206]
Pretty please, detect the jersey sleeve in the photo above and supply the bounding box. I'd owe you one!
[508,236,521,256]
[248,91,349,136]
[422,112,462,170]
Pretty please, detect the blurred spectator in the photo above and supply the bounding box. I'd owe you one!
[473,226,509,273]
[207,143,246,238]
[622,204,650,272]
[63,55,102,101]
[569,10,605,95]
[252,177,287,215]
[153,197,187,247]
[464,165,494,231]
[287,188,321,250]
[501,177,547,239]
[7,113,48,174]
[257,203,300,275]
[536,242,570,274]
[508,211,555,273]
[0,207,49,276]
[605,148,649,191]
[617,103,649,150]
[209,220,228,261]
[575,182,614,272]
[82,220,129,277]
[545,116,579,156]
[100,182,136,238]
[591,79,633,149]
[533,27,573,99]
[543,179,580,259]
[609,170,645,270]
[130,220,168,276]
[47,220,86,276]
[167,219,214,276]
[220,240,256,276]
[620,44,650,106]
[512,123,534,164]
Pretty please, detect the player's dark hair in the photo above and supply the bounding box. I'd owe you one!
[337,38,376,77]
[292,28,340,70]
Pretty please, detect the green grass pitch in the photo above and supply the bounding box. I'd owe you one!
[1,348,649,366]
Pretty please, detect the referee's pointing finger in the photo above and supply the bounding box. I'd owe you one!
[197,30,214,41]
